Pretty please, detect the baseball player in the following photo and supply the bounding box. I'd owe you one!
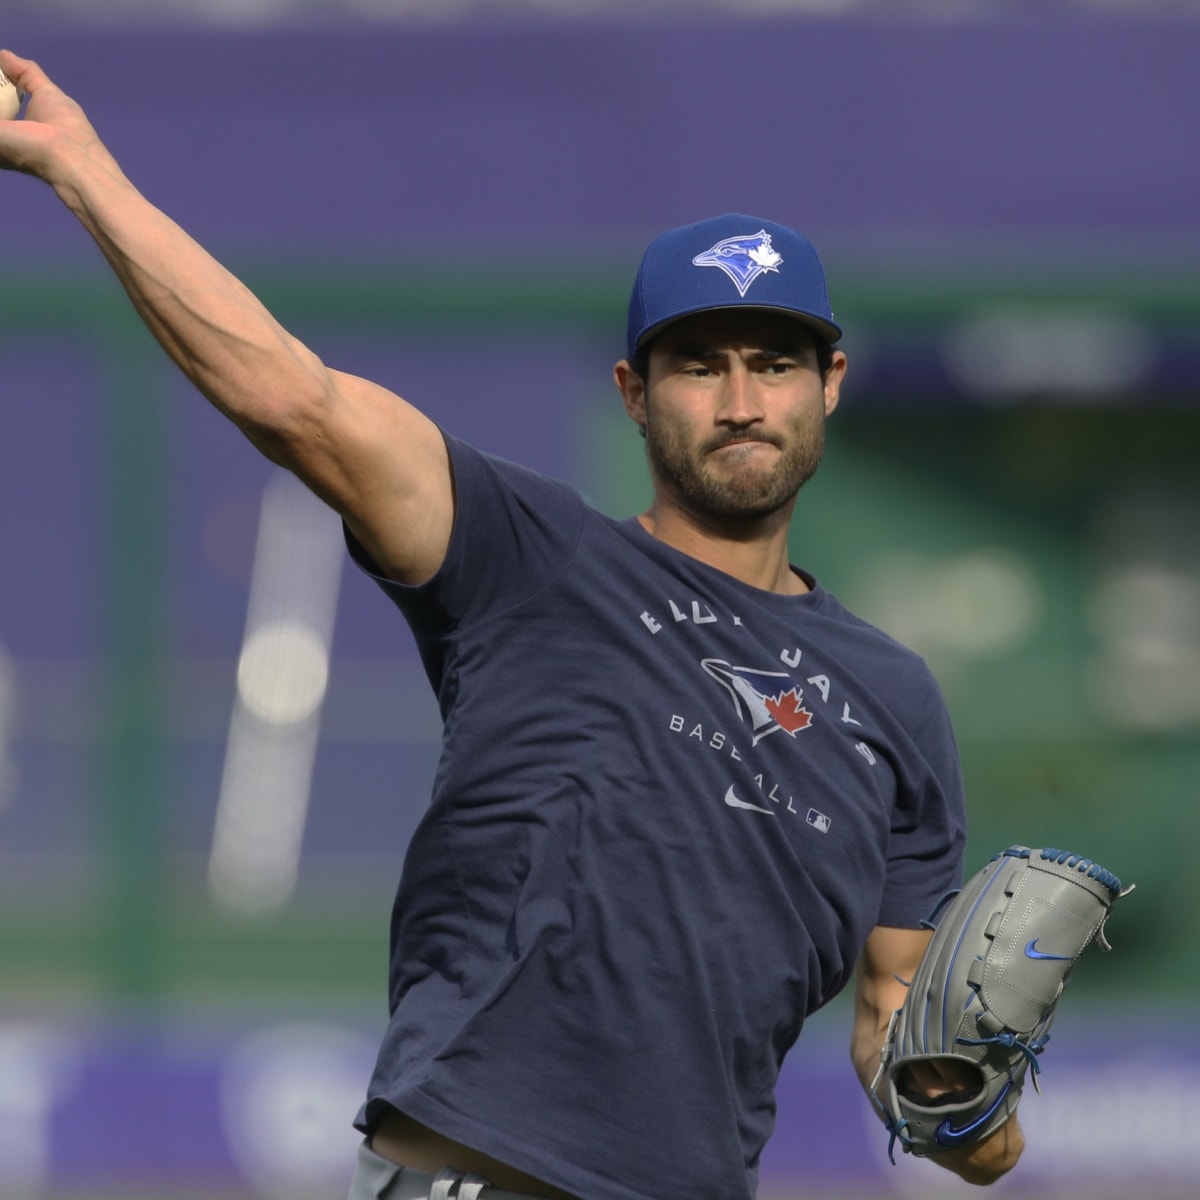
[1,51,1029,1198]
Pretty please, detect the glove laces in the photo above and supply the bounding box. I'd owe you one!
[955,1030,1050,1090]
[883,1116,912,1166]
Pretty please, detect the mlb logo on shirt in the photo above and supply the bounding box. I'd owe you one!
[806,809,832,834]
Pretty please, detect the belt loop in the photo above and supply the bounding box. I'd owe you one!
[457,1171,492,1200]
[430,1167,461,1200]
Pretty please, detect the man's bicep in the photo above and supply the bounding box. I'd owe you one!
[280,367,456,586]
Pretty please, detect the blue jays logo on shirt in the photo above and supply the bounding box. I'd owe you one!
[702,658,814,746]
[692,230,783,297]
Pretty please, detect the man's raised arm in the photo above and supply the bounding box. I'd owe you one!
[0,49,452,585]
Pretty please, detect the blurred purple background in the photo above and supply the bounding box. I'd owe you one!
[2,9,1197,1198]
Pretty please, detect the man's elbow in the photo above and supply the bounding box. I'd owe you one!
[235,377,336,472]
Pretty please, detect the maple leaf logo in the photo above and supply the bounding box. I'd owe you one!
[764,688,813,734]
[748,240,782,270]
[700,659,816,744]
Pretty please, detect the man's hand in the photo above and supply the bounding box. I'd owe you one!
[893,1057,981,1104]
[0,50,117,191]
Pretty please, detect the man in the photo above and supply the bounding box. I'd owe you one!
[1,50,1022,1199]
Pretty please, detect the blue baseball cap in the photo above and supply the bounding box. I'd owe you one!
[625,213,842,361]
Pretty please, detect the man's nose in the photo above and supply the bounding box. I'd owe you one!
[716,365,764,426]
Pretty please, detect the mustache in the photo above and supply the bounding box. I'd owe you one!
[703,431,783,453]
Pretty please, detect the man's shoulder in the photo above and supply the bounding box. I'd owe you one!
[807,582,945,695]
[445,434,581,497]
[807,581,917,652]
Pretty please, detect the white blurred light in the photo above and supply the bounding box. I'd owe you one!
[932,551,1042,655]
[1085,563,1200,731]
[0,1026,77,1198]
[207,720,321,915]
[60,0,302,23]
[1089,564,1200,655]
[343,0,480,19]
[1022,1060,1200,1172]
[852,548,1042,662]
[0,645,16,811]
[237,618,331,726]
[943,307,1154,403]
[209,472,343,917]
[1085,649,1200,731]
[43,0,947,21]
[1085,481,1200,732]
[220,1023,375,1200]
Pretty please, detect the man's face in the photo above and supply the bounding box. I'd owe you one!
[621,310,846,523]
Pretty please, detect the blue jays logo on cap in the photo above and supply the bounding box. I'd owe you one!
[625,213,842,360]
[691,229,783,297]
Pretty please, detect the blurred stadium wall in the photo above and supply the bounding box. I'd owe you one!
[1,5,1198,1198]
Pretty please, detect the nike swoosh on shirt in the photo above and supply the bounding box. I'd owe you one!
[724,785,775,815]
[1024,939,1073,962]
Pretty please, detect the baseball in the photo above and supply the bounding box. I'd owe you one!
[0,68,24,120]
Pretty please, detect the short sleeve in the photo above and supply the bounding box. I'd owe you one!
[876,669,968,928]
[347,433,587,630]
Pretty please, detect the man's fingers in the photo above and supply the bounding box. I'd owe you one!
[0,49,92,179]
[0,50,53,97]
[896,1057,983,1103]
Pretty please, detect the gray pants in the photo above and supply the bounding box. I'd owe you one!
[349,1141,556,1200]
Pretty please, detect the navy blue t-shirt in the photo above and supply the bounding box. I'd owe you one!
[351,435,966,1200]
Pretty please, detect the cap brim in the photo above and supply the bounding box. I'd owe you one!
[634,304,842,353]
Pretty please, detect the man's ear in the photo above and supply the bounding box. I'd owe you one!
[614,359,648,428]
[824,350,848,417]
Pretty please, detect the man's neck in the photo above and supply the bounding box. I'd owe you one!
[636,505,808,595]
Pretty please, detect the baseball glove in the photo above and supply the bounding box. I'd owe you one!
[871,845,1130,1162]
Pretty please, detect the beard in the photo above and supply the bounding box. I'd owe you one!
[644,407,827,521]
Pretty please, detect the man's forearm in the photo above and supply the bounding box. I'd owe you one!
[3,51,330,459]
[56,151,328,454]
